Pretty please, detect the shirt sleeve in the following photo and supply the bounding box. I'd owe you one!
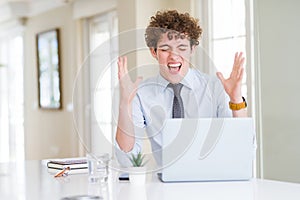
[114,94,146,167]
[114,139,142,168]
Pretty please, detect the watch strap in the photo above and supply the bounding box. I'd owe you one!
[229,96,247,110]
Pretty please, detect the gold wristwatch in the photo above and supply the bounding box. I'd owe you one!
[229,97,247,110]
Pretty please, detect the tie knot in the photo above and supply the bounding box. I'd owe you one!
[168,83,183,97]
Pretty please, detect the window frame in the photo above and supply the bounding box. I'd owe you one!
[195,0,261,177]
[82,11,118,155]
[0,31,25,162]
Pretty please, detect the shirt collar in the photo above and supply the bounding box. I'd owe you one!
[181,68,194,90]
[157,73,170,90]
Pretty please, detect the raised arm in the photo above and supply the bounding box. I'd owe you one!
[216,52,248,117]
[116,56,143,152]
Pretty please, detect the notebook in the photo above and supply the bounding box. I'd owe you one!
[46,157,88,175]
[159,118,256,182]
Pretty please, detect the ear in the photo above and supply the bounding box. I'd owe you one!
[190,45,196,55]
[150,47,157,59]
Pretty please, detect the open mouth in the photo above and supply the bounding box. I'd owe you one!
[167,62,182,73]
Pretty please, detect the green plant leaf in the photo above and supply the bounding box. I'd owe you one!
[129,152,146,167]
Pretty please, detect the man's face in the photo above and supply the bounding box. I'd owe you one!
[150,32,195,84]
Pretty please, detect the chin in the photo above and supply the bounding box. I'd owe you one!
[161,68,186,83]
[167,75,184,84]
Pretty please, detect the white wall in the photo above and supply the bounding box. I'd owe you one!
[24,5,78,160]
[17,0,300,183]
[135,0,195,79]
[116,0,195,167]
[256,0,300,183]
[22,0,119,160]
[117,0,300,183]
[117,0,194,79]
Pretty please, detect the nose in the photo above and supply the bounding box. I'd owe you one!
[168,50,180,59]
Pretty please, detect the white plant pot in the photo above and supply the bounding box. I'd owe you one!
[128,167,147,185]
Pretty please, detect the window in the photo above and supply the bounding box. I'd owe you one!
[198,0,255,117]
[0,34,24,162]
[210,0,248,99]
[86,11,118,155]
[198,0,256,175]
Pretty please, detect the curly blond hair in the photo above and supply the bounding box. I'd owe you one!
[145,10,202,49]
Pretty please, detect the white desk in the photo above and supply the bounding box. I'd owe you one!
[1,160,300,200]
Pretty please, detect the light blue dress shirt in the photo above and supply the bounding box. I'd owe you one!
[115,68,232,167]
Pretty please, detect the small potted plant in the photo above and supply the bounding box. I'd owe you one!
[128,152,147,185]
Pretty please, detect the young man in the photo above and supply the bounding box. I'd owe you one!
[115,10,247,167]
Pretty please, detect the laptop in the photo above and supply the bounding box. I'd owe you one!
[159,118,256,182]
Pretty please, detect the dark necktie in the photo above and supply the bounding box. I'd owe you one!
[168,83,184,118]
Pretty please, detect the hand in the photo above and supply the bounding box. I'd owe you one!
[216,52,245,103]
[118,56,143,104]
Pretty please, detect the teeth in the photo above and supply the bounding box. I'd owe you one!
[168,63,181,68]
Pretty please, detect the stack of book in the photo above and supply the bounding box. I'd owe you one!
[47,157,88,175]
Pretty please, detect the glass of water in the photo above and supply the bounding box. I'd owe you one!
[87,153,109,183]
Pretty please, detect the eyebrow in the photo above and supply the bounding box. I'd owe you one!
[157,44,189,48]
[157,44,170,48]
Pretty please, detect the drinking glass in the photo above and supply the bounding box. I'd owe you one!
[87,153,109,183]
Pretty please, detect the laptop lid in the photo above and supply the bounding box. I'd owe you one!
[160,118,256,182]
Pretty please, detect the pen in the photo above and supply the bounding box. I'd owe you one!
[54,166,71,178]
